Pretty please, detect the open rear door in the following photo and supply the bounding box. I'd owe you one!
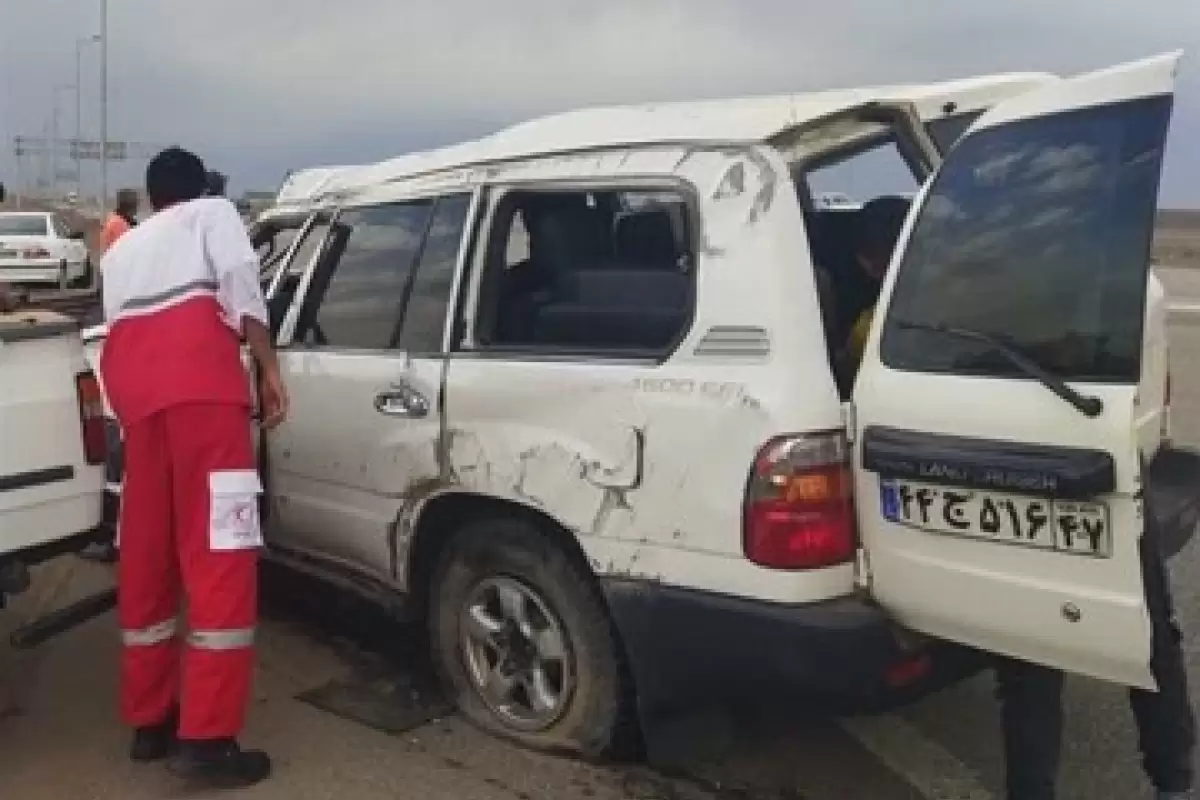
[853,53,1181,689]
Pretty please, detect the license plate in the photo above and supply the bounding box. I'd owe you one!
[880,479,1111,556]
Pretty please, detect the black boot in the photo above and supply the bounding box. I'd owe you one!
[129,709,178,762]
[168,739,272,789]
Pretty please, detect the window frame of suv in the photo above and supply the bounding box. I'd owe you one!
[277,189,481,357]
[450,177,702,366]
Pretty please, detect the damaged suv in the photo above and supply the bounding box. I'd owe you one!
[91,53,1200,757]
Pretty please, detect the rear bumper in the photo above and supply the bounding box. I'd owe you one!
[601,579,929,715]
[1147,444,1200,559]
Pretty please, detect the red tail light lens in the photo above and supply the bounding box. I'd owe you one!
[743,432,856,569]
[76,372,107,466]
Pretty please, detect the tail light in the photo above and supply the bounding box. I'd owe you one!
[76,372,107,466]
[1165,370,1172,408]
[743,431,856,569]
[22,246,51,259]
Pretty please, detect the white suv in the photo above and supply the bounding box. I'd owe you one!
[92,53,1200,757]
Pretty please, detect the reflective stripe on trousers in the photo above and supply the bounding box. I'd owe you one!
[188,627,255,651]
[121,618,178,647]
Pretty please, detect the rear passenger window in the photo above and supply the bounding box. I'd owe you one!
[301,201,432,350]
[473,188,694,355]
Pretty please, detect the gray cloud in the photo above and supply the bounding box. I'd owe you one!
[1,0,1197,203]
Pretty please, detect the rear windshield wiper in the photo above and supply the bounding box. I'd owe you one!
[892,319,1104,418]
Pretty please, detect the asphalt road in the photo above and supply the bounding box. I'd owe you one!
[4,272,1200,799]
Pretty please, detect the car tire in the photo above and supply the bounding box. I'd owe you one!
[429,516,627,758]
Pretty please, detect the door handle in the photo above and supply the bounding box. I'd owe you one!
[374,384,430,419]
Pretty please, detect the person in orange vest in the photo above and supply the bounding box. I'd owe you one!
[99,147,287,789]
[99,189,140,255]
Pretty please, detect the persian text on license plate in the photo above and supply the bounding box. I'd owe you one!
[879,479,1111,557]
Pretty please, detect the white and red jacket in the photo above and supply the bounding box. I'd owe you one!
[99,198,268,428]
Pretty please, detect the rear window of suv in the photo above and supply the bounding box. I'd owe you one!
[0,215,49,236]
[880,96,1172,384]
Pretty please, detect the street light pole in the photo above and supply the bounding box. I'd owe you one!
[99,0,109,209]
[75,35,100,199]
[51,85,74,199]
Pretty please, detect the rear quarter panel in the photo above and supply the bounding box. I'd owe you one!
[439,145,853,604]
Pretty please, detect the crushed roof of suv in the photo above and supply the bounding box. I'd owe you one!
[276,72,1057,206]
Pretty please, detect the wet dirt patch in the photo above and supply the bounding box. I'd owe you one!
[296,675,452,736]
[260,564,453,735]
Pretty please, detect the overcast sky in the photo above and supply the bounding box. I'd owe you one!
[2,0,1198,205]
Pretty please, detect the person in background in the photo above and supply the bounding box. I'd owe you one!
[80,186,143,564]
[995,482,1195,800]
[99,147,287,789]
[206,170,228,198]
[99,188,140,256]
[834,195,911,392]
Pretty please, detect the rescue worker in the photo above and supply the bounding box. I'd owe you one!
[996,494,1196,800]
[99,188,140,255]
[99,146,288,789]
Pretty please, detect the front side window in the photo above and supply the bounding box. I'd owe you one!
[881,96,1173,383]
[264,215,331,336]
[301,201,433,350]
[282,219,330,280]
[254,214,313,284]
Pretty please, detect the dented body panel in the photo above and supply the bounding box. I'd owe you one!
[401,144,854,603]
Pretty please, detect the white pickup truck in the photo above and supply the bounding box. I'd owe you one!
[0,309,107,608]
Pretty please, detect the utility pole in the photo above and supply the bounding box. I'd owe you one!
[52,85,74,199]
[40,121,51,197]
[99,0,109,208]
[76,35,100,199]
[15,142,24,209]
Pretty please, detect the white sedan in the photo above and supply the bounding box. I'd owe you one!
[0,212,91,288]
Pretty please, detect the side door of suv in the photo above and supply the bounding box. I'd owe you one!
[853,53,1180,689]
[267,192,476,580]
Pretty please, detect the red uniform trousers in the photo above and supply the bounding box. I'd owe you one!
[117,401,260,740]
